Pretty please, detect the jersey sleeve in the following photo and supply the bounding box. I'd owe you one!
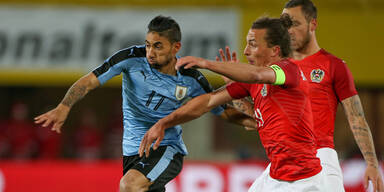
[270,60,300,88]
[226,82,251,99]
[182,68,225,116]
[332,59,358,101]
[92,46,146,85]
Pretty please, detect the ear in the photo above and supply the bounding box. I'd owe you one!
[310,18,317,32]
[271,46,281,58]
[173,42,181,53]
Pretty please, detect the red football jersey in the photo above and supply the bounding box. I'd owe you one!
[290,49,357,149]
[226,59,321,181]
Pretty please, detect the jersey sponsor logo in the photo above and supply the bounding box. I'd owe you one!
[175,85,188,100]
[310,69,325,83]
[261,84,267,97]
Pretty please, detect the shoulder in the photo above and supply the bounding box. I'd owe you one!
[319,49,345,66]
[274,59,298,67]
[179,67,204,79]
[92,45,146,77]
[107,45,146,65]
[320,49,352,79]
[179,67,212,93]
[272,59,300,72]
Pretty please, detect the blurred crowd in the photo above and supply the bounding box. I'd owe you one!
[0,98,369,161]
[0,101,123,160]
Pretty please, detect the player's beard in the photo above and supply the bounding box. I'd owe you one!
[294,26,311,52]
[151,53,174,70]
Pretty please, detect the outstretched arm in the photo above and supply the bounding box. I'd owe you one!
[342,95,383,192]
[176,56,276,84]
[139,89,235,157]
[217,46,256,128]
[34,72,100,133]
[60,72,100,108]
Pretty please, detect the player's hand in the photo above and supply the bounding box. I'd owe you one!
[217,46,238,84]
[364,165,384,192]
[176,56,209,70]
[34,104,70,134]
[244,114,258,131]
[139,123,165,158]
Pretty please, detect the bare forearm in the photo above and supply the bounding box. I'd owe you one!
[350,121,378,167]
[61,84,87,108]
[343,95,378,168]
[206,61,275,84]
[221,107,256,128]
[159,94,213,129]
[232,98,254,117]
[61,73,99,108]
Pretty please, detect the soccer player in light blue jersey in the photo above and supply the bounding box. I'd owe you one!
[35,15,256,192]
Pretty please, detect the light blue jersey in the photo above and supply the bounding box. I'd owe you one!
[93,45,224,156]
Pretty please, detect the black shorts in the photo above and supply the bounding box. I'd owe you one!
[123,145,184,192]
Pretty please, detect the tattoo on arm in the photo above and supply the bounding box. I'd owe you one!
[349,95,365,116]
[342,95,378,168]
[214,85,254,116]
[61,84,87,108]
[232,97,254,117]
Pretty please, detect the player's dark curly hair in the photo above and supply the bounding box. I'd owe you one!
[285,0,317,22]
[251,15,293,58]
[147,15,181,43]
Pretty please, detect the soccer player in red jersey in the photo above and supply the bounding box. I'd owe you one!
[220,1,383,191]
[281,0,384,191]
[139,16,329,191]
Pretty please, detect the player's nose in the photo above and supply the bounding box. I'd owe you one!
[288,28,294,36]
[243,45,250,56]
[147,47,156,57]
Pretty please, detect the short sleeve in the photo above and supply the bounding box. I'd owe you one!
[92,60,126,85]
[226,82,251,99]
[332,59,358,101]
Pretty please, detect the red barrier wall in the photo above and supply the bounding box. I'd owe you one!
[0,159,382,192]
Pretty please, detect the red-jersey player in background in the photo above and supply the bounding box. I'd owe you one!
[221,1,383,191]
[216,1,383,191]
[282,0,383,191]
[139,16,329,192]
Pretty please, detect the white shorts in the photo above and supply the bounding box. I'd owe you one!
[249,148,344,192]
[316,147,345,192]
[248,164,328,192]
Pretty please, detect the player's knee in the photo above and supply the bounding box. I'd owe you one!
[120,173,150,192]
[119,176,138,192]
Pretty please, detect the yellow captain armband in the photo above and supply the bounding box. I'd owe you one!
[270,64,286,85]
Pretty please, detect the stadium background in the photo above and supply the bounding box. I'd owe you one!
[0,0,383,191]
